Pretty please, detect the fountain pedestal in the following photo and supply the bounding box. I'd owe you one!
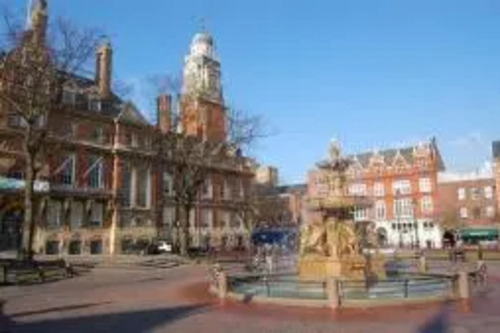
[299,254,386,280]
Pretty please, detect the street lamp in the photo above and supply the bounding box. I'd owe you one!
[396,189,403,248]
[413,199,420,249]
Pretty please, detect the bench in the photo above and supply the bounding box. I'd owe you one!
[3,259,74,285]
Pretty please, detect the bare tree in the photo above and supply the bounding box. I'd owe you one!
[148,74,268,256]
[0,2,103,260]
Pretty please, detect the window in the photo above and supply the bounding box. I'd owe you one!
[458,188,466,201]
[375,201,386,220]
[89,203,103,227]
[70,202,83,228]
[202,178,212,199]
[420,196,434,214]
[136,167,151,208]
[163,207,175,226]
[470,188,480,200]
[393,180,411,195]
[88,97,101,111]
[221,211,231,229]
[131,133,139,147]
[349,183,367,196]
[122,164,132,207]
[47,201,62,228]
[486,206,495,218]
[394,198,413,218]
[87,156,103,189]
[68,240,81,255]
[374,182,385,197]
[62,89,76,105]
[219,181,226,200]
[7,113,26,128]
[61,155,75,186]
[354,208,368,221]
[201,209,213,228]
[163,172,173,196]
[460,207,468,219]
[91,127,106,144]
[223,180,231,200]
[45,241,60,255]
[484,186,493,199]
[90,239,103,255]
[419,178,432,193]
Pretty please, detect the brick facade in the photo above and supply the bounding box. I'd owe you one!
[307,140,444,248]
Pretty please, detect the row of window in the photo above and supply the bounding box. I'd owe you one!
[459,206,496,219]
[457,186,494,200]
[55,155,104,189]
[162,207,244,229]
[346,178,433,197]
[355,196,434,221]
[45,239,103,255]
[390,221,435,231]
[46,201,104,228]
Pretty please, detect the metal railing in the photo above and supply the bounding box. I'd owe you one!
[228,274,327,300]
[338,275,455,301]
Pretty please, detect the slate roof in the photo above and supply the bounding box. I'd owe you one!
[493,141,500,159]
[317,138,445,171]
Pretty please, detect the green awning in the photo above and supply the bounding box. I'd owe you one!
[460,228,499,238]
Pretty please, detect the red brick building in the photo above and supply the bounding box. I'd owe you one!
[308,139,445,248]
[0,3,253,255]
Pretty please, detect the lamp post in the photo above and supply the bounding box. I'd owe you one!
[413,199,420,249]
[396,189,403,248]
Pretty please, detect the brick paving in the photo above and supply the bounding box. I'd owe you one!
[1,261,500,332]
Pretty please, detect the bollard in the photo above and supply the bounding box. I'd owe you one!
[327,278,340,309]
[458,271,470,299]
[418,255,428,273]
[217,271,228,299]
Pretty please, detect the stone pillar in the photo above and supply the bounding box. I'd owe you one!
[327,278,340,309]
[217,271,228,299]
[418,255,428,273]
[458,271,470,299]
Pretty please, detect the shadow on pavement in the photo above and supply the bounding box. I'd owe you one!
[3,303,210,333]
[11,302,112,319]
[418,304,450,333]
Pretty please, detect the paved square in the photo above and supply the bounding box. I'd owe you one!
[2,261,500,332]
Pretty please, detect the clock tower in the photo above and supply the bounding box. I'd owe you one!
[182,30,226,142]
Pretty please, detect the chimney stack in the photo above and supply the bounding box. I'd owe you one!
[96,41,113,99]
[157,94,172,133]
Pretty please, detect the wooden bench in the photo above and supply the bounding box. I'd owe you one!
[3,259,74,285]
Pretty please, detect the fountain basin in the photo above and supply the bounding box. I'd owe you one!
[223,272,456,308]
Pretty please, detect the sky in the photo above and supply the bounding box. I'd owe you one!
[3,0,500,184]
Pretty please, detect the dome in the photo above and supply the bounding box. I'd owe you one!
[192,32,213,46]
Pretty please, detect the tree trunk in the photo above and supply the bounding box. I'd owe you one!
[179,204,192,257]
[21,152,36,261]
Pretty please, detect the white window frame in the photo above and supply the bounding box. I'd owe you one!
[394,198,414,218]
[393,179,412,195]
[486,206,495,218]
[484,186,493,199]
[375,200,386,220]
[419,177,432,193]
[460,207,468,219]
[458,188,466,201]
[374,182,385,197]
[420,196,434,214]
[90,202,103,227]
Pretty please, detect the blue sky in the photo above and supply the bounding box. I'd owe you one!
[4,0,500,183]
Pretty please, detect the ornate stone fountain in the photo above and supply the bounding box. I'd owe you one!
[299,140,386,280]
